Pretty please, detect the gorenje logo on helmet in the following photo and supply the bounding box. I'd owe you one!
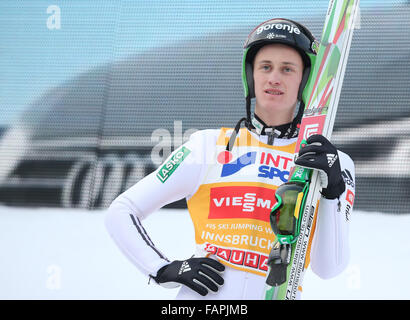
[256,23,301,35]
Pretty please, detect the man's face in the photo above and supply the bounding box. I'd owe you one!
[253,43,304,125]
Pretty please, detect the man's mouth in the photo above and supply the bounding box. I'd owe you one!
[264,88,284,96]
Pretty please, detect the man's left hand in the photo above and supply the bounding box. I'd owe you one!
[295,134,345,199]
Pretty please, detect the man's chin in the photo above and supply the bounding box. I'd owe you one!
[255,102,296,122]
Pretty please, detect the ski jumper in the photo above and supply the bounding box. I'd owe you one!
[105,127,355,299]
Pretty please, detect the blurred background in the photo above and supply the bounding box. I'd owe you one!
[0,0,409,300]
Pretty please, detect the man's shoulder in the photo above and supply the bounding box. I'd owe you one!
[188,128,229,144]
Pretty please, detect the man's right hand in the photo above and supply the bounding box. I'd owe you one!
[151,257,225,296]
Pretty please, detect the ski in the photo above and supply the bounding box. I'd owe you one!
[264,0,360,300]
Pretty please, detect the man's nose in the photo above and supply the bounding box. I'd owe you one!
[268,68,281,85]
[268,70,281,86]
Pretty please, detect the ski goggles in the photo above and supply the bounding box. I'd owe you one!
[270,181,309,245]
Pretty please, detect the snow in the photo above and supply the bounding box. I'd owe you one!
[0,205,408,300]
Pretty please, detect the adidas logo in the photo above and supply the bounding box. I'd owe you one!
[342,169,355,188]
[178,261,191,275]
[327,153,338,167]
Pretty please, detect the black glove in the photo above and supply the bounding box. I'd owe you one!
[295,134,345,199]
[151,257,225,296]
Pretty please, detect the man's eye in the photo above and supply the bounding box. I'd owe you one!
[262,65,271,71]
[283,67,293,72]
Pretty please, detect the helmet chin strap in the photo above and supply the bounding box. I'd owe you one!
[251,114,282,136]
[251,114,283,145]
[226,100,302,152]
[225,95,252,151]
[290,100,304,137]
